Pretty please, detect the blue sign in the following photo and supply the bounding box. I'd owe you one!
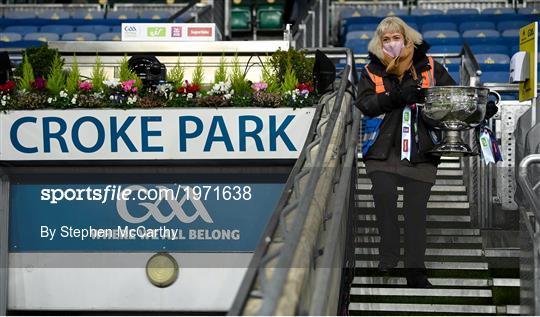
[9,183,284,252]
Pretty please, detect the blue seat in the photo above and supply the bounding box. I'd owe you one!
[3,25,38,35]
[422,22,457,33]
[434,57,461,65]
[71,10,105,20]
[0,40,43,48]
[345,38,369,54]
[425,37,463,46]
[446,8,479,15]
[430,45,462,54]
[3,11,36,19]
[448,71,460,84]
[462,29,500,40]
[111,25,121,33]
[481,8,516,15]
[411,9,444,16]
[444,63,460,72]
[498,20,533,31]
[106,10,138,20]
[139,10,171,20]
[518,7,540,15]
[476,53,510,64]
[76,25,110,34]
[61,32,97,41]
[459,21,495,33]
[40,25,74,34]
[423,30,460,40]
[98,32,121,41]
[470,44,509,55]
[0,32,22,42]
[36,11,70,20]
[347,23,379,32]
[372,8,409,17]
[480,63,510,72]
[481,71,508,83]
[24,32,60,42]
[340,8,372,19]
[345,30,373,42]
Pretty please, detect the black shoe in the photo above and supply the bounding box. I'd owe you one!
[406,269,432,288]
[377,261,397,274]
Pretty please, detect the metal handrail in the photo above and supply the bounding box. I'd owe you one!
[229,49,356,315]
[518,154,540,221]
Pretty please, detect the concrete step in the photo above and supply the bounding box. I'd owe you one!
[355,248,483,257]
[356,194,469,202]
[352,276,490,287]
[358,161,462,170]
[355,260,489,270]
[357,214,471,223]
[358,168,464,177]
[484,249,521,258]
[356,201,470,209]
[348,302,496,314]
[350,287,492,297]
[355,235,483,245]
[356,227,480,236]
[493,278,520,287]
[357,178,465,186]
[356,184,467,193]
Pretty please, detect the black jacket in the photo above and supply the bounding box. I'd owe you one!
[355,42,456,164]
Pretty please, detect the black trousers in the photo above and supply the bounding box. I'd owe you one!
[369,171,433,269]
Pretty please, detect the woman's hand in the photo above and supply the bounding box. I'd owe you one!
[401,84,426,104]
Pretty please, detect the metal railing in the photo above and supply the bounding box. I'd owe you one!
[0,3,102,15]
[228,48,359,315]
[285,0,325,49]
[416,0,510,11]
[518,154,540,315]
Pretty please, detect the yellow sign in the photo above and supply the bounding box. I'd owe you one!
[519,22,538,101]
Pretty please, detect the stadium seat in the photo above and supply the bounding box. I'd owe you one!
[76,25,110,34]
[3,25,38,35]
[476,53,510,64]
[4,11,36,19]
[0,40,43,48]
[37,11,70,20]
[430,45,462,54]
[425,37,463,46]
[501,29,519,43]
[0,32,22,42]
[481,71,508,83]
[470,44,509,55]
[347,23,379,32]
[498,20,533,31]
[459,21,496,34]
[257,4,283,30]
[518,7,540,15]
[140,10,171,20]
[40,25,74,35]
[448,71,460,84]
[422,22,457,33]
[480,63,510,72]
[446,8,479,15]
[71,9,105,20]
[231,5,251,31]
[98,32,121,41]
[111,25,122,33]
[411,9,444,16]
[423,30,460,40]
[340,8,372,20]
[345,30,373,41]
[481,8,516,15]
[107,10,138,20]
[435,57,461,65]
[444,63,460,72]
[61,32,97,41]
[345,38,369,54]
[372,8,409,17]
[24,32,60,42]
[462,29,500,41]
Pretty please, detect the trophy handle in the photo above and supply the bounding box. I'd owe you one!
[488,89,502,106]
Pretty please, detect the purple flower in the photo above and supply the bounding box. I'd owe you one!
[79,81,93,91]
[251,82,268,92]
[32,76,47,90]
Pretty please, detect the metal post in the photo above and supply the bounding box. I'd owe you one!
[533,96,539,127]
[0,174,9,315]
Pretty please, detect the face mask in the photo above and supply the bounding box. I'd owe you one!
[383,40,405,58]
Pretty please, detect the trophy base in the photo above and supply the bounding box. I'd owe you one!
[428,130,479,157]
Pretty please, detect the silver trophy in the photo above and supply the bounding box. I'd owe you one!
[420,86,501,157]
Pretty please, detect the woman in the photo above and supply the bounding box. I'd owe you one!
[355,16,456,288]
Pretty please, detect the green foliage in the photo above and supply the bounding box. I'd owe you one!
[280,60,298,93]
[167,55,185,88]
[91,55,107,92]
[191,55,204,87]
[66,55,80,95]
[15,45,61,79]
[269,48,314,84]
[214,53,228,84]
[261,57,280,93]
[46,53,66,96]
[118,54,142,89]
[230,53,251,97]
[18,53,34,92]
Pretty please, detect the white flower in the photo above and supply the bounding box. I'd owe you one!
[71,97,77,104]
[187,93,193,99]
[109,95,114,100]
[1,100,5,106]
[59,91,68,98]
[104,80,120,87]
[224,94,231,100]
[47,97,53,103]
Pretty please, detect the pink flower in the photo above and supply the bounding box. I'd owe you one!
[122,79,136,93]
[252,82,268,92]
[79,81,92,91]
[132,87,138,93]
[32,77,47,90]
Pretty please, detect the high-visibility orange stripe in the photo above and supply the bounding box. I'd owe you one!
[364,65,386,94]
[365,56,436,93]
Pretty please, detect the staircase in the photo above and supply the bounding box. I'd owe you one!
[349,155,519,315]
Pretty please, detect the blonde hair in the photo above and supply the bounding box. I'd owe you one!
[368,16,423,60]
